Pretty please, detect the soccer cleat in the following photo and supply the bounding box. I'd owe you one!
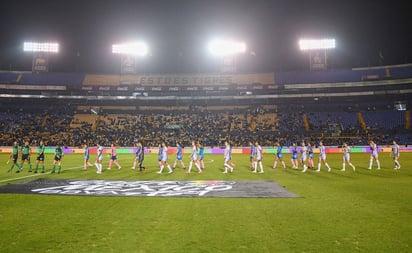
[367,167,372,170]
[259,171,264,173]
[107,168,111,170]
[377,167,381,170]
[157,171,162,174]
[341,169,345,171]
[316,169,320,172]
[223,171,227,174]
[252,170,257,173]
[131,167,135,170]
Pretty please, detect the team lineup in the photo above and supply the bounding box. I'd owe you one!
[6,139,402,175]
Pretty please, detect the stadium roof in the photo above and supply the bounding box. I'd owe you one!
[1,0,411,73]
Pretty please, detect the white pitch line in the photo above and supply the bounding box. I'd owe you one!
[0,165,84,183]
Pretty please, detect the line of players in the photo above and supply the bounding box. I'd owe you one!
[251,140,401,173]
[7,139,402,174]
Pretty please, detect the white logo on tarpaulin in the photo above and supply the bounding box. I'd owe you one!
[31,180,235,197]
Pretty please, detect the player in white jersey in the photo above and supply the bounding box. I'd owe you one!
[316,141,332,172]
[341,143,356,172]
[157,142,173,174]
[368,140,381,170]
[94,144,103,174]
[252,141,264,173]
[187,141,202,174]
[301,141,309,172]
[223,141,235,173]
[391,140,401,170]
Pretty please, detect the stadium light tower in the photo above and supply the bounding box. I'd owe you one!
[112,41,148,74]
[23,41,59,72]
[299,38,335,70]
[208,39,246,73]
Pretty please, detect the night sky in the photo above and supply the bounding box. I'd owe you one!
[1,0,411,73]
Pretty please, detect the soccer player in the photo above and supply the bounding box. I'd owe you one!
[273,142,286,169]
[187,141,201,174]
[83,143,92,170]
[157,142,173,174]
[51,145,63,174]
[301,141,309,172]
[172,143,186,170]
[249,141,256,170]
[107,143,122,170]
[20,141,32,172]
[391,140,401,170]
[34,141,46,173]
[95,143,103,174]
[197,142,205,170]
[316,141,332,172]
[290,143,299,169]
[133,142,147,173]
[368,140,381,170]
[223,141,235,173]
[307,142,315,169]
[341,143,356,172]
[157,143,163,169]
[8,141,22,173]
[252,141,264,173]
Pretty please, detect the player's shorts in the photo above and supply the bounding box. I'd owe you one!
[292,153,298,159]
[37,154,44,161]
[276,153,283,159]
[191,154,198,160]
[199,154,205,160]
[301,156,307,162]
[138,156,144,163]
[22,154,30,161]
[84,155,90,161]
[320,154,326,160]
[54,155,62,161]
[111,155,117,160]
[12,154,18,163]
[371,153,378,159]
[343,154,350,161]
[309,153,314,159]
[176,155,183,161]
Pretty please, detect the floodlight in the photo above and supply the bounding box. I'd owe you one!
[23,42,59,53]
[208,39,246,56]
[112,42,148,56]
[299,39,336,50]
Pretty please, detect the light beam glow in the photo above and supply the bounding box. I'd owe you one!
[208,39,246,56]
[112,42,148,56]
[23,42,59,53]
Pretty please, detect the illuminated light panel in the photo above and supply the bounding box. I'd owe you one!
[208,39,246,56]
[23,42,59,53]
[299,39,336,50]
[112,42,148,56]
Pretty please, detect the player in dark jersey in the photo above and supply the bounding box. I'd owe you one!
[307,142,315,169]
[34,141,46,173]
[20,141,32,172]
[51,145,63,174]
[132,142,147,173]
[8,141,22,173]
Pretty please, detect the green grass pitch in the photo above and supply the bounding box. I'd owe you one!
[0,152,411,252]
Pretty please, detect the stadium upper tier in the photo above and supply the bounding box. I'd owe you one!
[0,64,411,87]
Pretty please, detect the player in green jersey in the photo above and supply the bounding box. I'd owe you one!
[8,141,22,173]
[51,145,63,174]
[34,141,46,173]
[20,141,32,172]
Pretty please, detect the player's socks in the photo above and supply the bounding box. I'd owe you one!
[326,163,331,172]
[368,159,373,169]
[341,163,346,171]
[167,165,173,173]
[28,164,32,172]
[41,165,45,173]
[58,166,61,174]
[259,162,264,173]
[376,160,381,170]
[8,164,14,172]
[316,164,321,172]
[51,165,56,173]
[34,165,38,173]
[349,163,355,171]
[302,164,308,172]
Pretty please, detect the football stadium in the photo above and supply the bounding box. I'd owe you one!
[1,1,411,252]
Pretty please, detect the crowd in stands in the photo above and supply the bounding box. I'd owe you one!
[0,105,410,148]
